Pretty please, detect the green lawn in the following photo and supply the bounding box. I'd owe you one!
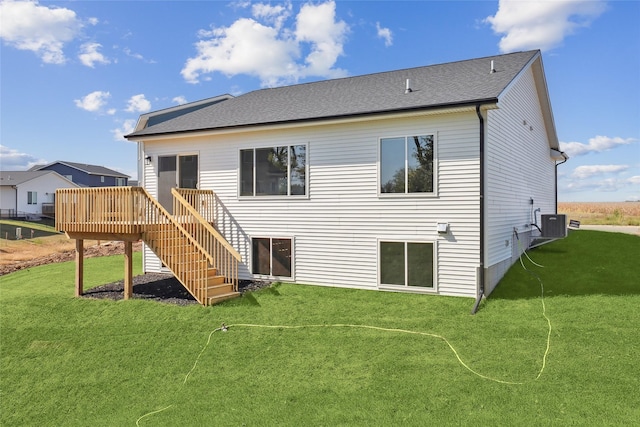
[1,231,639,426]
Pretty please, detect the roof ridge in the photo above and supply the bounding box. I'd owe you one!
[249,49,540,93]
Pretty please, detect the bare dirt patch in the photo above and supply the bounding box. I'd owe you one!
[0,237,142,276]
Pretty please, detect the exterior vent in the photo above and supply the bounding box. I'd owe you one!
[541,214,567,238]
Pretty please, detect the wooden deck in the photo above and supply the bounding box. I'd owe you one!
[56,187,241,306]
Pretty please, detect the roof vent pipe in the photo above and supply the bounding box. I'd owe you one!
[490,60,496,74]
[405,78,412,93]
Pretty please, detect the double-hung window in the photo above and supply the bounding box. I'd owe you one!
[240,145,307,197]
[380,134,435,194]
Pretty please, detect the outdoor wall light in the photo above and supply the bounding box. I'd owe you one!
[145,155,152,165]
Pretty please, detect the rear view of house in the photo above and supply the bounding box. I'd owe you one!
[57,50,567,306]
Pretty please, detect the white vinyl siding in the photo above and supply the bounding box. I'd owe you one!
[142,111,481,297]
[13,173,78,215]
[484,67,557,292]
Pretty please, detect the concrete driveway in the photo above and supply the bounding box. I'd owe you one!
[574,225,640,236]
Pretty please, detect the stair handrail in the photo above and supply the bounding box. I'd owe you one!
[171,189,242,262]
[138,188,214,265]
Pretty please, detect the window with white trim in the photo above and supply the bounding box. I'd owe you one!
[380,134,435,194]
[252,237,292,278]
[240,145,307,196]
[27,191,37,205]
[380,241,434,288]
[116,177,126,186]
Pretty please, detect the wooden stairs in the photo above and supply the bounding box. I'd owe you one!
[55,187,242,306]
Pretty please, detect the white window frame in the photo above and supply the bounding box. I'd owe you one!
[378,132,438,198]
[377,239,437,293]
[116,177,126,186]
[250,236,295,280]
[27,191,37,205]
[238,144,309,199]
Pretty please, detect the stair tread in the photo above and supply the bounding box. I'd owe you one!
[206,285,233,292]
[207,291,240,305]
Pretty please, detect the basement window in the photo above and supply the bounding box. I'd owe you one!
[252,237,293,278]
[379,241,434,288]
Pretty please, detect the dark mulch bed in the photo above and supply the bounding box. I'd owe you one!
[82,273,272,306]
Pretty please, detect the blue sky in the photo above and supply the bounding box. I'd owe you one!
[1,0,638,202]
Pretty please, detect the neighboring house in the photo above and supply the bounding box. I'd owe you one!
[31,161,129,187]
[0,171,79,217]
[125,50,568,300]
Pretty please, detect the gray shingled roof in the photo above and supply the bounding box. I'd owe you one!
[33,161,129,178]
[0,171,59,186]
[127,50,539,138]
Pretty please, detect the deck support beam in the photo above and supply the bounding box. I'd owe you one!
[124,241,133,300]
[75,239,84,297]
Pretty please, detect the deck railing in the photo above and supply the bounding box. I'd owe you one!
[175,188,216,224]
[55,187,230,304]
[56,187,148,234]
[172,188,241,289]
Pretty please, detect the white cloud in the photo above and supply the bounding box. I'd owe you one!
[376,22,392,47]
[181,0,348,87]
[571,164,629,179]
[74,90,111,113]
[78,42,110,67]
[565,178,619,193]
[123,47,156,64]
[485,0,606,52]
[295,1,348,78]
[252,1,292,30]
[560,135,636,157]
[0,145,47,170]
[111,119,137,141]
[562,166,640,196]
[172,96,188,105]
[125,94,151,113]
[0,0,83,64]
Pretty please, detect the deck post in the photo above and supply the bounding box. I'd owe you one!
[124,241,133,300]
[75,239,84,297]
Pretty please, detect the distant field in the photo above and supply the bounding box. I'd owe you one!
[558,202,640,226]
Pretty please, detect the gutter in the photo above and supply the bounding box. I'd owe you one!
[472,104,486,315]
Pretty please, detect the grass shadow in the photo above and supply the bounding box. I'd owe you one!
[0,222,58,240]
[490,230,640,300]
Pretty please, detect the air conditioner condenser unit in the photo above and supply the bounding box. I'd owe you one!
[541,214,567,238]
